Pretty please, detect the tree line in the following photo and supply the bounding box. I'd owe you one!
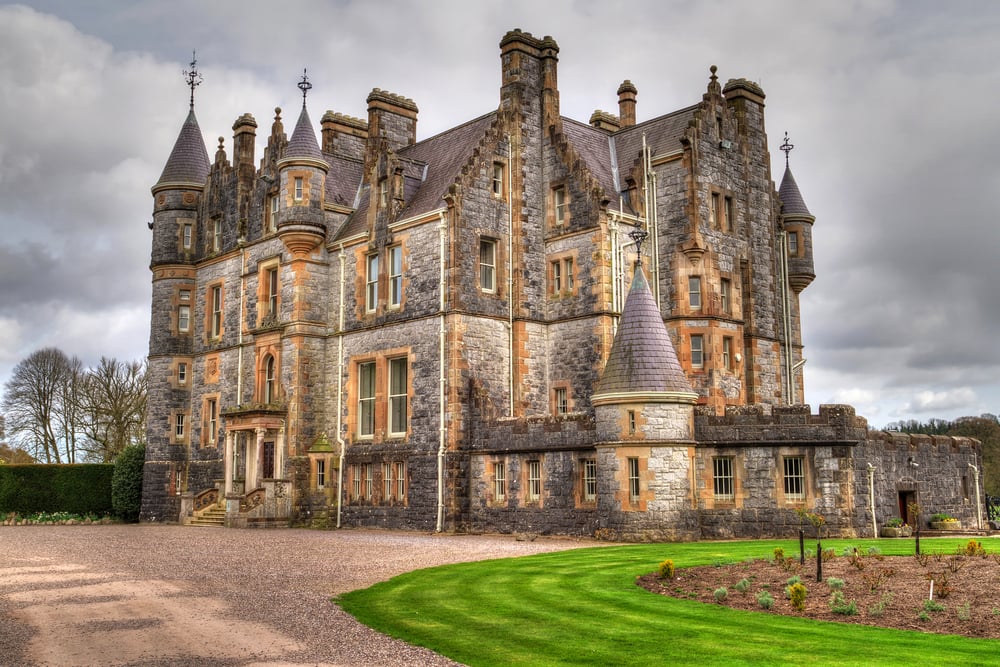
[1,348,146,464]
[884,414,1000,495]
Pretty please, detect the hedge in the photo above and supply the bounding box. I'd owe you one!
[0,464,114,516]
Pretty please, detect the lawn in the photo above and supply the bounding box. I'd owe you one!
[336,537,999,666]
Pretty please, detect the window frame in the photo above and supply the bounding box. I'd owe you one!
[263,355,277,404]
[527,459,542,501]
[628,457,641,501]
[182,223,193,250]
[691,334,705,369]
[365,253,379,313]
[720,278,731,314]
[387,357,408,437]
[783,456,806,501]
[479,238,497,293]
[174,413,186,440]
[205,397,218,446]
[492,162,505,198]
[710,192,720,228]
[294,177,304,201]
[388,245,403,308]
[788,230,799,256]
[395,461,406,501]
[582,458,597,502]
[689,276,702,310]
[266,267,279,317]
[553,185,567,226]
[722,336,733,371]
[178,305,191,334]
[351,463,362,500]
[493,461,506,502]
[177,362,187,385]
[364,462,374,500]
[267,195,278,233]
[211,218,222,253]
[724,196,735,232]
[357,361,376,438]
[713,456,735,501]
[210,285,223,339]
[554,387,568,415]
[382,462,393,500]
[316,459,326,489]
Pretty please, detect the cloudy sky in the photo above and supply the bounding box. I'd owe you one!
[1,0,997,427]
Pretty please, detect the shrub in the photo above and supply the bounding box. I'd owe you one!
[714,587,728,603]
[869,593,893,617]
[657,559,675,580]
[958,602,971,621]
[923,598,946,613]
[960,540,987,557]
[0,464,113,515]
[734,578,752,594]
[929,512,957,523]
[829,591,858,616]
[788,582,807,611]
[111,445,145,523]
[772,547,784,564]
[756,590,774,609]
[825,577,845,591]
[885,517,904,528]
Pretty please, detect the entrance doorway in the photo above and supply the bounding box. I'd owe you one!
[899,490,916,525]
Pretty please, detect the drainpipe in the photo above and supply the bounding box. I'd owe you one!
[506,135,515,417]
[780,230,794,404]
[970,462,982,530]
[335,250,346,528]
[237,241,247,405]
[867,463,877,538]
[437,212,448,532]
[643,136,660,308]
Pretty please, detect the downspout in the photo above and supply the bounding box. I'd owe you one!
[335,250,346,528]
[437,212,448,532]
[237,241,247,405]
[644,136,661,308]
[868,463,877,538]
[506,135,515,418]
[780,230,795,404]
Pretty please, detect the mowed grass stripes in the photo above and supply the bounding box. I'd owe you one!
[336,538,999,666]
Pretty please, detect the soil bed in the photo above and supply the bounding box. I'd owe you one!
[639,546,1000,639]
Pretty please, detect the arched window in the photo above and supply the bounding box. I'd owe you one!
[264,355,276,404]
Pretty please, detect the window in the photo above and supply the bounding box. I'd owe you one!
[691,334,704,368]
[480,239,496,293]
[365,254,379,312]
[788,231,799,256]
[358,362,376,437]
[783,457,805,501]
[492,162,504,198]
[267,195,278,233]
[212,218,222,252]
[689,276,702,310]
[178,305,191,333]
[552,260,562,292]
[378,178,388,207]
[566,258,575,291]
[177,362,187,385]
[364,463,374,500]
[316,459,326,489]
[722,337,733,371]
[720,278,731,314]
[294,177,303,201]
[713,457,734,501]
[554,387,568,415]
[383,462,393,500]
[182,223,193,249]
[628,457,640,501]
[351,463,362,500]
[553,186,567,225]
[388,245,402,307]
[174,413,185,439]
[263,355,277,404]
[494,461,506,502]
[388,357,408,436]
[266,267,279,317]
[527,460,541,501]
[210,285,223,338]
[206,398,218,445]
[724,196,734,232]
[628,410,636,436]
[710,192,720,227]
[395,461,405,500]
[582,459,597,501]
[550,257,575,296]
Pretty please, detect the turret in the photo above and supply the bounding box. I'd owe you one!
[778,134,816,293]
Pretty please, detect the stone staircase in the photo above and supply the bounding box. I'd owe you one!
[189,505,226,527]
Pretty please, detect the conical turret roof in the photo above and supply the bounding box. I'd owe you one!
[778,165,812,217]
[594,266,695,397]
[156,109,210,186]
[284,105,325,164]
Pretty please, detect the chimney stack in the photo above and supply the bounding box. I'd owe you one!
[617,80,637,128]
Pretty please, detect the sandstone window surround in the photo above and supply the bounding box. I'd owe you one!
[720,278,731,314]
[357,361,376,438]
[171,411,188,444]
[365,253,379,312]
[256,259,281,326]
[265,194,278,233]
[552,382,571,415]
[316,458,326,489]
[724,196,735,232]
[709,192,720,228]
[628,457,641,501]
[479,238,497,293]
[526,459,542,503]
[691,334,705,369]
[550,184,569,227]
[548,253,577,297]
[722,336,734,371]
[491,161,506,198]
[388,245,403,308]
[493,460,506,503]
[582,458,597,502]
[783,456,806,501]
[206,282,224,341]
[202,395,219,448]
[689,276,702,310]
[351,350,412,441]
[713,456,735,501]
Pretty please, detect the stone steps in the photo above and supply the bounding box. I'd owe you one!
[189,507,226,527]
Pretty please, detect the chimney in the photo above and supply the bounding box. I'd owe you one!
[617,80,637,128]
[366,89,418,152]
[321,110,368,158]
[589,110,620,133]
[499,29,560,125]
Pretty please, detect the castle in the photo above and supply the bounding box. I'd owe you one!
[141,30,982,539]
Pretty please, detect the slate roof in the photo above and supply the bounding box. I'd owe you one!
[778,164,812,217]
[613,106,698,179]
[285,105,326,164]
[323,152,363,208]
[157,109,210,186]
[594,265,694,396]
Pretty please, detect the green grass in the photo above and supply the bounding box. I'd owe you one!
[337,537,999,666]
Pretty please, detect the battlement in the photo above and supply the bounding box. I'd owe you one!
[695,404,869,445]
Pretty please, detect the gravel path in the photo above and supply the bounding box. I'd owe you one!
[0,526,592,666]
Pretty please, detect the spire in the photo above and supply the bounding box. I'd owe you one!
[594,266,695,397]
[778,133,812,216]
[156,110,210,187]
[282,70,326,166]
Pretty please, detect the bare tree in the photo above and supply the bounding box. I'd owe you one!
[2,348,82,463]
[78,358,147,462]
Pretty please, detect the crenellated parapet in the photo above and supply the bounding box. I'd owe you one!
[695,404,869,445]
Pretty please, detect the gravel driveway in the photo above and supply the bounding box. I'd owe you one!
[0,526,591,666]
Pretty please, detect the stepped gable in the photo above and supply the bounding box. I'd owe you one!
[594,266,694,396]
[285,105,326,164]
[156,109,210,186]
[778,164,811,216]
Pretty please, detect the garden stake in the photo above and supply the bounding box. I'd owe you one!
[799,529,805,565]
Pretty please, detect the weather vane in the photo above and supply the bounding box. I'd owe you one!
[628,225,648,266]
[183,51,203,111]
[298,68,312,107]
[780,131,794,167]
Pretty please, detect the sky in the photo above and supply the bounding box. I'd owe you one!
[1,0,998,428]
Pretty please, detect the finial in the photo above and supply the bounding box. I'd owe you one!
[297,68,312,107]
[628,225,648,267]
[780,131,794,167]
[183,51,203,111]
[709,65,718,83]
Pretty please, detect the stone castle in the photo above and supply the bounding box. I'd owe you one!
[141,29,982,539]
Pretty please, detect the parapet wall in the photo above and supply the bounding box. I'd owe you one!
[469,412,596,453]
[695,404,869,445]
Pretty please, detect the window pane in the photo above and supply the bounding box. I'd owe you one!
[713,457,734,500]
[583,459,597,501]
[628,457,640,499]
[389,246,402,306]
[494,461,506,501]
[691,335,704,368]
[784,457,805,500]
[689,277,701,309]
[359,362,375,436]
[389,358,407,434]
[396,461,405,500]
[480,240,495,292]
[366,255,379,311]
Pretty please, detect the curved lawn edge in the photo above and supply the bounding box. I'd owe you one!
[336,538,1000,666]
